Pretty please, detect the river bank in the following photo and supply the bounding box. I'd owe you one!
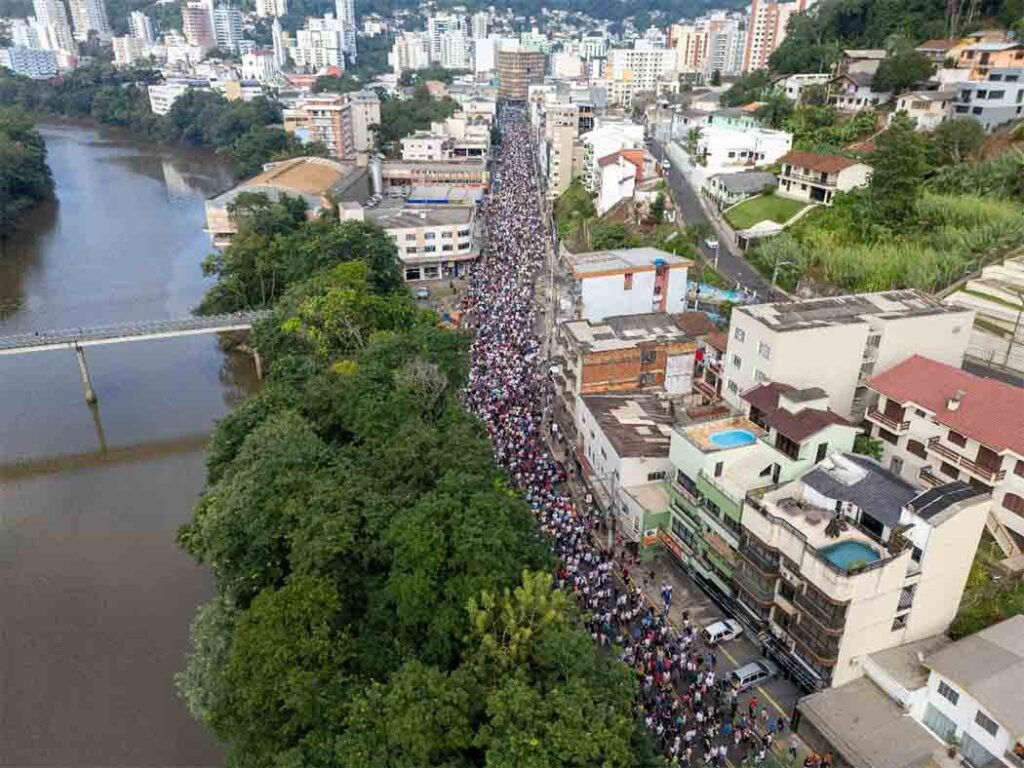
[0,122,255,766]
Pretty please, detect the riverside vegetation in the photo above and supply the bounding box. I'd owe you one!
[0,106,53,235]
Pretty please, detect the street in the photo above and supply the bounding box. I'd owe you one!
[646,139,775,300]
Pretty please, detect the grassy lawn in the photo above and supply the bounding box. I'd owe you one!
[725,195,807,230]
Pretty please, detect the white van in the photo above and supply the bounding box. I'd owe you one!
[729,659,779,692]
[702,619,743,645]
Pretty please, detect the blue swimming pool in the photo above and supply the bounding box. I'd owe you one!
[820,540,880,570]
[708,429,757,448]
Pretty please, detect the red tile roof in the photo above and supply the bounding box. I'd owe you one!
[868,355,1024,455]
[674,311,718,338]
[916,39,959,51]
[743,382,854,442]
[597,152,622,167]
[778,150,859,174]
[707,331,728,352]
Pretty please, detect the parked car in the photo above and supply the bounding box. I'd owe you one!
[702,619,743,645]
[729,659,779,692]
[415,286,429,300]
[704,236,719,251]
[661,159,672,170]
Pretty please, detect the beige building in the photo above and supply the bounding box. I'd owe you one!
[400,132,451,161]
[204,156,368,247]
[346,90,381,153]
[739,454,990,687]
[890,89,955,131]
[776,150,873,205]
[283,93,356,159]
[865,355,1024,556]
[722,291,974,420]
[497,48,547,101]
[380,159,489,190]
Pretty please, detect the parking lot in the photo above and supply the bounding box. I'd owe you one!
[639,547,805,725]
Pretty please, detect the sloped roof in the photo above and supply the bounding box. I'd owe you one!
[778,150,859,174]
[742,382,853,442]
[916,38,960,51]
[868,355,1024,455]
[674,311,718,338]
[801,453,919,528]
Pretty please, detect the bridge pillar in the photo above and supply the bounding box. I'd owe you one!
[74,344,97,404]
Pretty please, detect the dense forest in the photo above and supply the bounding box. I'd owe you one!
[0,66,324,177]
[177,194,661,767]
[0,107,54,236]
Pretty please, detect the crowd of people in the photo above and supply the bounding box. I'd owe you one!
[462,109,799,767]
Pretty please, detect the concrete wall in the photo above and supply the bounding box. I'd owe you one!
[923,672,1013,763]
[579,266,688,321]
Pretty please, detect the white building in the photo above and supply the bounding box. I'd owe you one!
[579,35,608,60]
[400,132,451,161]
[566,247,692,322]
[722,291,974,420]
[693,124,793,174]
[335,0,355,56]
[242,49,280,83]
[776,150,872,205]
[866,355,1024,553]
[389,31,430,75]
[890,89,955,131]
[292,15,345,71]
[439,29,470,70]
[347,90,380,153]
[470,11,488,40]
[129,10,154,42]
[578,121,645,194]
[829,72,893,112]
[703,11,745,77]
[212,6,243,53]
[112,35,149,66]
[606,43,678,105]
[32,0,75,53]
[148,79,209,115]
[255,0,286,18]
[67,0,110,41]
[742,0,810,73]
[550,51,583,79]
[595,151,638,214]
[271,17,287,67]
[10,17,44,49]
[774,72,831,102]
[952,68,1024,132]
[739,458,991,687]
[1,45,58,78]
[427,13,463,63]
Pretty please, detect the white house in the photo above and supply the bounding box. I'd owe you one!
[776,150,873,205]
[890,89,955,130]
[595,151,637,214]
[566,247,692,322]
[952,68,1024,132]
[774,72,831,102]
[829,72,892,112]
[695,125,793,174]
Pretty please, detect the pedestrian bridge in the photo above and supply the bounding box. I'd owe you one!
[0,311,271,404]
[0,312,270,355]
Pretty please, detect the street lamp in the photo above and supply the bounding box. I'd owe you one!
[771,258,793,294]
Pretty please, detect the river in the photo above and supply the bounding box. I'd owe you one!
[0,124,256,766]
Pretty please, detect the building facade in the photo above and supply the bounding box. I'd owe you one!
[566,247,691,322]
[776,150,873,205]
[283,94,356,159]
[497,48,547,101]
[952,68,1024,131]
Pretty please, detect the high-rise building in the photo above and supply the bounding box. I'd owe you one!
[182,0,216,50]
[742,0,812,73]
[242,49,280,82]
[668,22,708,73]
[389,31,429,74]
[271,17,287,66]
[291,14,345,70]
[129,10,154,42]
[704,11,745,77]
[497,47,547,101]
[112,34,148,65]
[470,11,488,40]
[439,28,470,69]
[255,0,286,18]
[334,0,355,56]
[579,35,608,60]
[2,45,58,77]
[346,89,380,153]
[33,0,75,52]
[427,13,463,63]
[67,0,111,41]
[213,6,243,52]
[11,18,43,49]
[282,94,357,158]
[606,43,678,106]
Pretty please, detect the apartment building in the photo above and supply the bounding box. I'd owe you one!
[400,132,451,161]
[497,48,547,101]
[952,68,1024,131]
[865,355,1024,553]
[283,94,356,159]
[148,79,210,115]
[578,121,645,193]
[255,0,286,17]
[291,15,345,70]
[703,11,746,78]
[389,31,430,74]
[829,72,892,111]
[776,150,872,205]
[667,385,858,595]
[346,90,379,153]
[605,44,678,106]
[566,247,692,322]
[1,45,58,78]
[112,35,149,66]
[722,291,974,420]
[343,192,478,281]
[380,159,489,189]
[741,0,809,73]
[957,42,1024,80]
[738,456,990,687]
[129,10,154,41]
[577,394,676,542]
[693,330,728,401]
[669,22,708,74]
[890,89,955,130]
[67,0,110,41]
[181,1,215,50]
[33,0,75,53]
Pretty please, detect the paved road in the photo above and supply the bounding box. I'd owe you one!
[647,139,775,300]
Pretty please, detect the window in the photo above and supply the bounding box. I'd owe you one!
[778,581,795,602]
[728,380,739,394]
[424,232,436,239]
[891,614,907,630]
[1014,459,1024,478]
[988,90,1005,99]
[937,680,960,706]
[405,234,416,241]
[1003,493,1024,518]
[947,430,967,447]
[424,245,436,253]
[914,408,927,418]
[733,327,746,342]
[647,470,666,482]
[758,341,771,359]
[755,369,767,383]
[441,231,453,238]
[639,372,655,385]
[878,428,898,445]
[940,461,959,478]
[714,461,724,478]
[407,247,418,254]
[815,443,828,463]
[732,354,742,369]
[898,584,916,610]
[641,350,657,363]
[975,710,999,738]
[442,245,453,252]
[624,272,634,290]
[907,439,927,459]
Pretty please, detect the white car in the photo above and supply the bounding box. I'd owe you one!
[661,159,672,170]
[415,286,429,300]
[704,236,719,251]
[702,619,743,645]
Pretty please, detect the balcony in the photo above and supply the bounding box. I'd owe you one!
[920,468,944,488]
[738,541,780,576]
[926,437,1006,483]
[789,625,840,665]
[794,589,848,633]
[734,564,777,605]
[1004,746,1024,768]
[866,408,910,433]
[780,169,837,187]
[694,377,720,400]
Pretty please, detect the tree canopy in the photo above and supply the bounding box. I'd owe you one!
[0,107,53,235]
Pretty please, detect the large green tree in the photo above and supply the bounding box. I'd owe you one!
[868,115,930,226]
[0,107,53,234]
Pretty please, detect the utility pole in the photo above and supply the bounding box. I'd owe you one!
[73,343,97,405]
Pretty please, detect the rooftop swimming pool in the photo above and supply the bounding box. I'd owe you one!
[819,540,880,570]
[708,429,757,448]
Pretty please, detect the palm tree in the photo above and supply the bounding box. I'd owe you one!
[756,90,794,130]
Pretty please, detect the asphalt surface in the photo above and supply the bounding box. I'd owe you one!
[646,139,775,300]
